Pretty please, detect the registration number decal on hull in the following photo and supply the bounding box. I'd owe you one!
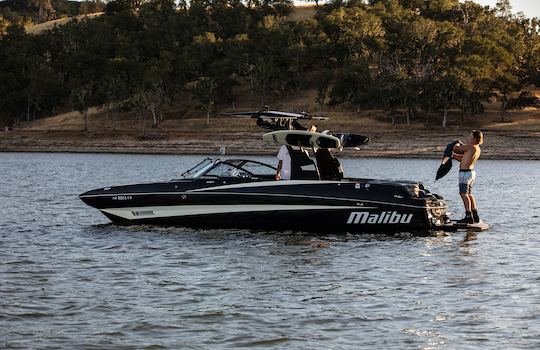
[112,195,133,201]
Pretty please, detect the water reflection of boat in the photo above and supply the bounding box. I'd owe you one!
[80,109,452,233]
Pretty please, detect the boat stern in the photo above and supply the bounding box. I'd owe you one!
[425,198,450,228]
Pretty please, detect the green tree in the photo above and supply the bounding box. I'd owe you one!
[97,59,130,129]
[186,77,217,126]
[0,23,29,125]
[314,69,333,113]
[323,5,385,62]
[125,88,149,136]
[70,83,94,131]
[493,72,521,122]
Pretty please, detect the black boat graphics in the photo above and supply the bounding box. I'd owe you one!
[80,157,449,233]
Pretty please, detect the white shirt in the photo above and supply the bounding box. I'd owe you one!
[277,145,291,180]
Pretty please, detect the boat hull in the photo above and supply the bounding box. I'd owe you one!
[99,207,432,233]
[80,179,447,233]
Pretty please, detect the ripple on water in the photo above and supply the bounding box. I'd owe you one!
[1,154,540,349]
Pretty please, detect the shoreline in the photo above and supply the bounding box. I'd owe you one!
[1,143,539,161]
[1,129,539,160]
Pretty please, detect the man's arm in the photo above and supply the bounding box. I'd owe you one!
[276,160,282,180]
[452,153,463,161]
[453,143,470,154]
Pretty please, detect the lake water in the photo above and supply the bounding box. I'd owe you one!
[1,153,539,349]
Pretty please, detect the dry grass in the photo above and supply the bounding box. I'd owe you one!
[24,4,317,35]
[25,12,104,35]
[6,91,537,159]
[16,85,540,135]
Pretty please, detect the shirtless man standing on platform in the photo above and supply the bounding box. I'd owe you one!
[452,130,484,224]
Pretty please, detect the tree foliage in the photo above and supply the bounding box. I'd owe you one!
[1,0,539,128]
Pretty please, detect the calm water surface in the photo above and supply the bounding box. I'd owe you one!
[1,153,539,349]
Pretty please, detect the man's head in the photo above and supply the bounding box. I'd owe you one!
[470,130,483,145]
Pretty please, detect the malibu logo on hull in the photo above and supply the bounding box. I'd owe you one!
[347,211,413,225]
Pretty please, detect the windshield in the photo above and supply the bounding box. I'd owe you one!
[181,159,277,180]
[238,161,276,177]
[205,163,251,178]
[181,158,216,179]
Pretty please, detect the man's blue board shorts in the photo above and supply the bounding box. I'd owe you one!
[459,169,476,194]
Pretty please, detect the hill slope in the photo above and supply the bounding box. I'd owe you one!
[0,0,101,24]
[3,87,539,159]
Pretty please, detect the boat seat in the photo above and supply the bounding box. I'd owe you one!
[315,149,343,180]
[287,146,320,180]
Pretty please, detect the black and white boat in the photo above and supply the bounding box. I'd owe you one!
[80,109,452,233]
[79,157,450,233]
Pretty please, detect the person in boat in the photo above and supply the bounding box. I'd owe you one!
[276,144,293,180]
[452,130,484,224]
[315,148,343,180]
[275,125,317,180]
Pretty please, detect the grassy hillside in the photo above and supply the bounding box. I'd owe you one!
[15,86,540,133]
[0,0,103,26]
[25,12,103,34]
[2,1,540,140]
[4,101,539,160]
[22,4,316,35]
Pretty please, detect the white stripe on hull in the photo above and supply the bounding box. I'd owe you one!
[101,204,373,221]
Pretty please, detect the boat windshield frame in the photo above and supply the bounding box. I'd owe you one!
[182,158,277,180]
[181,158,218,179]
